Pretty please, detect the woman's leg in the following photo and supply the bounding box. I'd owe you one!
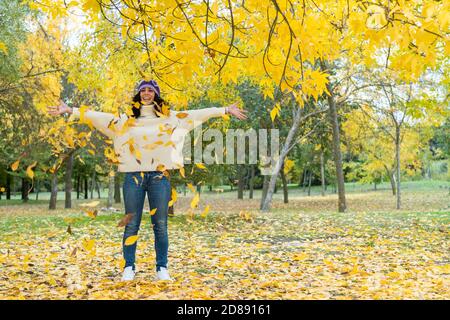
[146,171,171,271]
[122,172,146,270]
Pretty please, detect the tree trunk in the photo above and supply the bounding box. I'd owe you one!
[249,165,255,199]
[262,105,302,211]
[76,173,80,199]
[395,126,401,209]
[303,168,308,192]
[114,174,121,203]
[6,173,11,200]
[280,162,288,203]
[90,170,95,199]
[298,169,304,187]
[84,175,88,199]
[107,172,114,208]
[237,166,245,199]
[387,168,396,195]
[49,172,58,210]
[96,178,101,199]
[65,153,73,209]
[35,179,39,200]
[260,175,269,210]
[320,150,326,196]
[320,60,347,213]
[21,177,29,202]
[307,170,312,196]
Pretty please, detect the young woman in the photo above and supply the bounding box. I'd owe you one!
[47,80,248,281]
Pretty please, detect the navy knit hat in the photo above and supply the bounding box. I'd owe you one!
[138,80,160,97]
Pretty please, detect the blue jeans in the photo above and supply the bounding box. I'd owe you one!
[122,171,171,271]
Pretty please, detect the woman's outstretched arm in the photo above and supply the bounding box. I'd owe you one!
[177,102,248,131]
[47,100,119,138]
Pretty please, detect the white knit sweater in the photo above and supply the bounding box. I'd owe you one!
[71,104,225,172]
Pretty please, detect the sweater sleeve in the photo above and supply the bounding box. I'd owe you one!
[71,107,119,138]
[177,107,226,132]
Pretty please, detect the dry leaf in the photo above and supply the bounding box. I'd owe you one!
[11,160,20,171]
[176,112,189,119]
[79,201,100,207]
[118,213,134,227]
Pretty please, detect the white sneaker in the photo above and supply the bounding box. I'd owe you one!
[156,267,171,281]
[122,266,135,281]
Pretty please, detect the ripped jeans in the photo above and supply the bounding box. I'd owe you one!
[122,171,171,271]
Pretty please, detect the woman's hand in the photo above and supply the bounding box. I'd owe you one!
[225,102,248,120]
[47,100,72,116]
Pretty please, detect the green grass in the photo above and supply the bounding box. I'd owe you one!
[1,179,448,204]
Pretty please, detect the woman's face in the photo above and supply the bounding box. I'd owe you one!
[140,87,156,105]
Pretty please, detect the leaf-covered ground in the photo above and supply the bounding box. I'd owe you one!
[0,183,448,299]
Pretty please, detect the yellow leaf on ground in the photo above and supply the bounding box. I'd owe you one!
[82,239,95,252]
[0,41,8,54]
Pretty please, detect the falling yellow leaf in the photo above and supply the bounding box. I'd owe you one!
[201,205,210,218]
[118,258,126,270]
[149,208,157,216]
[195,163,207,170]
[85,210,98,219]
[164,141,176,148]
[124,235,138,246]
[118,213,134,227]
[11,160,20,171]
[176,112,189,119]
[169,188,178,207]
[179,167,185,178]
[26,161,37,179]
[187,183,196,193]
[190,193,200,209]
